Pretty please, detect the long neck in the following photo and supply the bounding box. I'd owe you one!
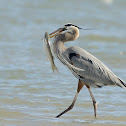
[53,37,67,58]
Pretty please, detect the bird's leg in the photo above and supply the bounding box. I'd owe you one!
[86,85,97,118]
[56,79,84,118]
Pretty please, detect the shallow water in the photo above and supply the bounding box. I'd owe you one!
[0,0,126,126]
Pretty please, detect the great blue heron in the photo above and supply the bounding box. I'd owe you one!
[49,23,126,118]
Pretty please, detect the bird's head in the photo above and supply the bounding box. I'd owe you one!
[49,23,82,42]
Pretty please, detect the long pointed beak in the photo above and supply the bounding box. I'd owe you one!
[49,28,64,38]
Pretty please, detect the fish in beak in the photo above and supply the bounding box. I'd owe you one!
[49,28,65,38]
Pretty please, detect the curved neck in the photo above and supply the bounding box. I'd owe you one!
[53,37,67,58]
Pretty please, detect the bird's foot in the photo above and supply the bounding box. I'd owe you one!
[93,101,98,118]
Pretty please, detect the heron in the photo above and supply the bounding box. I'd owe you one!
[48,23,126,118]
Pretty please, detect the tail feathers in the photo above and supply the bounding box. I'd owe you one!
[117,78,126,89]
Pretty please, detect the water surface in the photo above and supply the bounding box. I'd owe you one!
[0,0,126,126]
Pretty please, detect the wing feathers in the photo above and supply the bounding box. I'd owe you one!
[64,46,126,88]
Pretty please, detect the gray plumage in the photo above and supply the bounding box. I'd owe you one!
[49,23,126,118]
[64,46,126,88]
[52,25,126,89]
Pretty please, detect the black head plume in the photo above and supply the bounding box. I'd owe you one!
[64,23,94,30]
[64,23,81,29]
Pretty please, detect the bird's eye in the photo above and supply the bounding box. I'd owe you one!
[63,26,67,30]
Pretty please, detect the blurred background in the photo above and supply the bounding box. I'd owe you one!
[0,0,126,126]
